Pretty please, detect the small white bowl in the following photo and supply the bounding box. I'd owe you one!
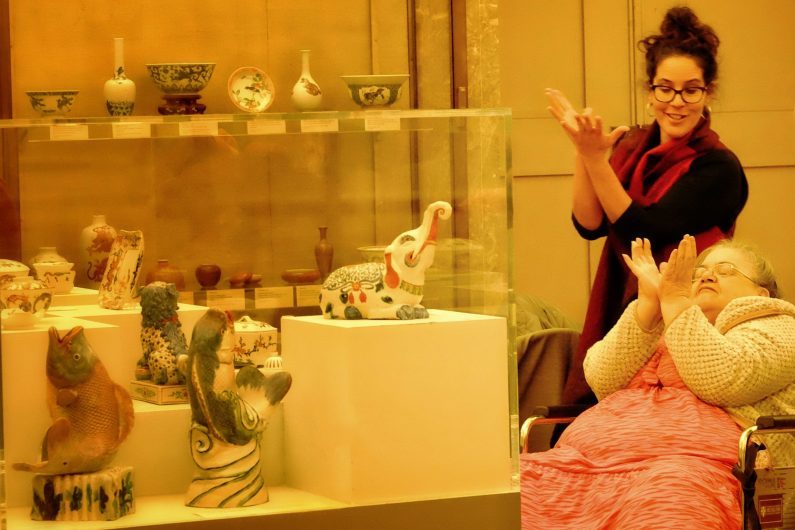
[26,90,79,116]
[341,75,408,107]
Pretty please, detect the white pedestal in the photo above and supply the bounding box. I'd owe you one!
[51,286,99,307]
[281,309,511,504]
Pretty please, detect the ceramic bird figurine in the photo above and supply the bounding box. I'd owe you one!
[181,308,292,507]
[14,326,135,475]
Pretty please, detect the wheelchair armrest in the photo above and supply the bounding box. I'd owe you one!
[531,404,592,418]
[520,404,593,453]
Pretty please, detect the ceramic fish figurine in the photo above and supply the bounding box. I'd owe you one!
[182,308,291,507]
[14,326,135,475]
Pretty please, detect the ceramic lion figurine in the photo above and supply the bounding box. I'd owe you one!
[136,281,187,385]
[319,201,452,319]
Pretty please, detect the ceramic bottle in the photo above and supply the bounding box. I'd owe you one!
[314,226,334,279]
[104,37,136,116]
[290,49,322,111]
[79,215,117,289]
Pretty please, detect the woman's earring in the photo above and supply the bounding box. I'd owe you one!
[701,105,713,120]
[645,102,654,117]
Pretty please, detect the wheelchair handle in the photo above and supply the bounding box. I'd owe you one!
[756,415,795,430]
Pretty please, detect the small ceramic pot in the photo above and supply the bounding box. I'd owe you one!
[146,259,186,290]
[195,264,222,290]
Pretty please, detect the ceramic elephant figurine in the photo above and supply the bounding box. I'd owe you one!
[319,200,452,319]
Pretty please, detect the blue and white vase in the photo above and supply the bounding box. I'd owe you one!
[104,37,136,116]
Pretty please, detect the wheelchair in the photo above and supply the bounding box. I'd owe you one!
[520,408,795,530]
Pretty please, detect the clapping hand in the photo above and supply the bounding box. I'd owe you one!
[545,88,629,161]
[622,238,662,330]
[659,235,697,318]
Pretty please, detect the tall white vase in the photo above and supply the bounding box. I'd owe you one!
[79,214,117,289]
[104,37,136,116]
[290,49,322,111]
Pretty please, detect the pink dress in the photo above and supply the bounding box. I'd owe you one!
[520,344,742,529]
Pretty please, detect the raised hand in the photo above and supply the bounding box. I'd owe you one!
[622,238,662,330]
[545,88,629,160]
[659,235,697,323]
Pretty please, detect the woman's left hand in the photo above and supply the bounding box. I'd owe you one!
[572,110,630,162]
[659,235,697,322]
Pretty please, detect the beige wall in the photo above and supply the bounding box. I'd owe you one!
[501,0,795,325]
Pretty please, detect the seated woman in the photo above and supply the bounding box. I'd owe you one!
[520,235,795,529]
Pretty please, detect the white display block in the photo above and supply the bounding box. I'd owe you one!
[281,309,511,504]
[50,286,99,307]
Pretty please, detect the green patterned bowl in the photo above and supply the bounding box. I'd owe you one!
[146,63,216,94]
[341,75,409,107]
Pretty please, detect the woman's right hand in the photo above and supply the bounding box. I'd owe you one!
[545,88,579,134]
[545,88,629,161]
[622,238,662,331]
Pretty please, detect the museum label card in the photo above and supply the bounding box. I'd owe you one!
[300,118,339,133]
[247,120,287,135]
[50,124,89,141]
[112,122,151,139]
[254,286,294,308]
[295,285,322,307]
[179,121,219,136]
[205,289,246,310]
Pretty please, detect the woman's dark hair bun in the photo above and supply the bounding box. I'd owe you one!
[639,6,720,86]
[659,6,719,56]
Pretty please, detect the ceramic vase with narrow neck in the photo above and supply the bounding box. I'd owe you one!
[79,215,117,289]
[104,37,136,116]
[290,49,322,111]
[314,226,334,279]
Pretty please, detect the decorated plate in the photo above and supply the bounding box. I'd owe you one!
[228,66,275,113]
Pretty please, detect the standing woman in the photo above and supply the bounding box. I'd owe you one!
[546,6,748,407]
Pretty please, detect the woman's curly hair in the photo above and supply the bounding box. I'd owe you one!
[638,6,720,88]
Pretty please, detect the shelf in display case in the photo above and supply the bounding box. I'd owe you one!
[0,108,511,142]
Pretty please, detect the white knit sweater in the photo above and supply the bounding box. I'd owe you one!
[584,296,795,467]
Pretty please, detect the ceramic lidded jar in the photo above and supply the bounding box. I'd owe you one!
[290,49,322,111]
[104,37,136,116]
[30,246,67,267]
[0,276,54,329]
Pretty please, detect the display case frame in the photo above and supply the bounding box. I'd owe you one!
[0,108,519,529]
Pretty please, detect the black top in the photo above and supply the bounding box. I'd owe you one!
[573,148,748,246]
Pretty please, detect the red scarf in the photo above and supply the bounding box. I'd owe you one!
[563,116,732,405]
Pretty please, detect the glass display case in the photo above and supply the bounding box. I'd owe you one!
[0,108,519,529]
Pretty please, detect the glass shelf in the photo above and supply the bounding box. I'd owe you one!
[0,108,512,142]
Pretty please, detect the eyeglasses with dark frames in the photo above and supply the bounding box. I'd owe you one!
[691,262,757,284]
[651,85,707,104]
